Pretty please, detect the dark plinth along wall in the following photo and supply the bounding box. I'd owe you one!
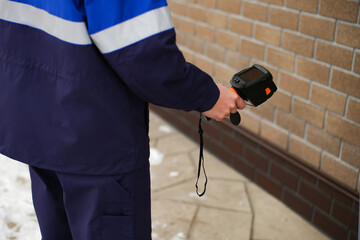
[151,105,359,240]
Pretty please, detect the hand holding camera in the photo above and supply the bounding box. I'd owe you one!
[203,64,277,125]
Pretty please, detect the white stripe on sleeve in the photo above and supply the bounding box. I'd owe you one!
[0,0,92,45]
[90,6,174,54]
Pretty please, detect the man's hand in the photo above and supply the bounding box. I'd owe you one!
[202,83,246,121]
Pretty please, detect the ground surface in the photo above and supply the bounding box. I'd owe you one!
[0,111,330,240]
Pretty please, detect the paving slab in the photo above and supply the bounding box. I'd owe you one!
[151,199,197,240]
[247,182,330,240]
[189,149,249,182]
[156,134,198,156]
[190,206,252,240]
[152,179,252,213]
[150,153,196,192]
[149,111,330,240]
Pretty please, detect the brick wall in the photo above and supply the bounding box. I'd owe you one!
[168,0,360,193]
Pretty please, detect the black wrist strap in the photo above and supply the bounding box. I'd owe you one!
[195,113,208,197]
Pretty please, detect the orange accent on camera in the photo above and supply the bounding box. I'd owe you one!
[265,87,271,95]
[229,87,237,94]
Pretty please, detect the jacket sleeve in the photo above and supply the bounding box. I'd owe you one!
[84,0,219,112]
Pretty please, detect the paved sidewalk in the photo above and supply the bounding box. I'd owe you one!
[149,111,330,240]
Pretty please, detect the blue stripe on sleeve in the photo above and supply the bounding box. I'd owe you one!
[10,0,85,22]
[84,0,168,34]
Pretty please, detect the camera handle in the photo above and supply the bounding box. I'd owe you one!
[230,112,241,125]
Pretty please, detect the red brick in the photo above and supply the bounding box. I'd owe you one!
[202,120,221,140]
[270,163,298,190]
[256,171,282,199]
[286,164,317,184]
[332,200,358,230]
[283,189,313,221]
[233,155,256,181]
[244,146,269,172]
[222,133,243,156]
[349,231,358,240]
[259,145,285,165]
[207,139,232,164]
[318,181,354,207]
[299,181,331,212]
[314,209,348,240]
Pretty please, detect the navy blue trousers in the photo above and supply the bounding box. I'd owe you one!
[29,164,152,240]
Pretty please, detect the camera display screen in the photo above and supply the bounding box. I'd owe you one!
[239,67,264,83]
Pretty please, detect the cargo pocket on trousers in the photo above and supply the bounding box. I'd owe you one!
[102,215,133,240]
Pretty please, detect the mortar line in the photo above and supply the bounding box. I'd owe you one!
[244,182,255,240]
[187,205,200,240]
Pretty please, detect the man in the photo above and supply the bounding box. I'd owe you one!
[0,0,245,239]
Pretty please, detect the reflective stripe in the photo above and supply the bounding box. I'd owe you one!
[91,6,173,54]
[0,0,92,45]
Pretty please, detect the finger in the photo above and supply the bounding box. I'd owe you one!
[235,97,246,110]
[230,105,238,114]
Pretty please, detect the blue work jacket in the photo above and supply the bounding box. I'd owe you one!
[0,0,219,175]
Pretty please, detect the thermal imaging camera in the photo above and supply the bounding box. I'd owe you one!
[229,64,277,125]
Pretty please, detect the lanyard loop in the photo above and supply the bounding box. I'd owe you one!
[195,113,208,197]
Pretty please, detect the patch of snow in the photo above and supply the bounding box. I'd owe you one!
[149,148,164,166]
[169,171,179,177]
[0,154,41,240]
[158,125,172,133]
[170,232,185,240]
